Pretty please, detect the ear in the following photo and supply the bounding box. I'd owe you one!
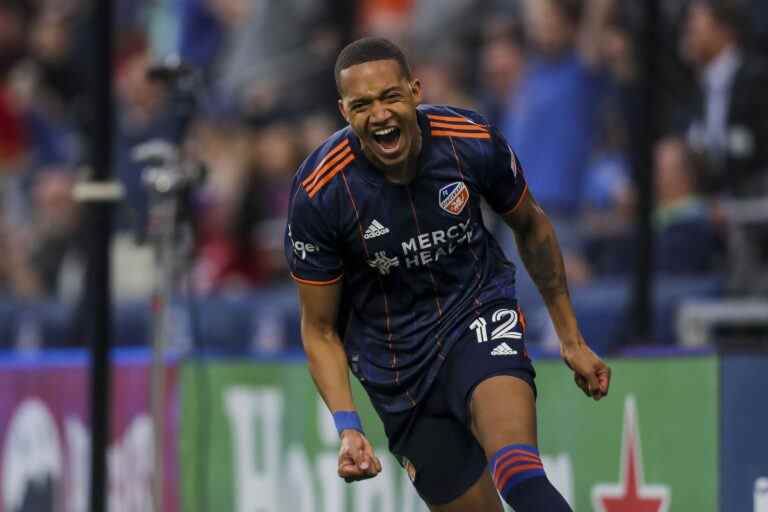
[410,79,423,104]
[337,98,350,124]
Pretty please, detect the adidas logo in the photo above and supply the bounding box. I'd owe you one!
[364,219,390,239]
[490,342,518,357]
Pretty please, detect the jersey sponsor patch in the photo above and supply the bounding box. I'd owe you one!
[367,251,400,275]
[287,224,319,260]
[439,182,470,215]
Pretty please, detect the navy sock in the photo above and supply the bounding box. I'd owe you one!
[489,444,572,511]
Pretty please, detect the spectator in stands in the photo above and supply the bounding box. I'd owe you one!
[190,121,250,293]
[28,7,85,110]
[493,0,616,301]
[113,49,175,237]
[0,1,31,181]
[500,0,613,220]
[581,109,636,277]
[25,168,82,298]
[201,0,353,120]
[192,115,300,292]
[230,120,301,286]
[679,0,768,197]
[357,0,411,43]
[178,0,228,74]
[0,211,39,299]
[0,1,28,82]
[475,18,526,127]
[411,45,476,110]
[653,136,724,275]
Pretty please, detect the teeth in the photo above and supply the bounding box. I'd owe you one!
[373,127,397,136]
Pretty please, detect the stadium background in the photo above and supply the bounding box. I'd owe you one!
[0,0,766,510]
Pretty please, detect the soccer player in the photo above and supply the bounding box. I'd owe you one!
[285,37,611,512]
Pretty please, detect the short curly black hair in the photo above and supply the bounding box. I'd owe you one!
[334,37,412,95]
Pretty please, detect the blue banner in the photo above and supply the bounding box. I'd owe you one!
[721,354,768,511]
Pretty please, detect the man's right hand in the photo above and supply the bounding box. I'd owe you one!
[338,430,382,482]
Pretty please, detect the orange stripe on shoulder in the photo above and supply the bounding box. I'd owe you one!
[427,114,474,123]
[431,130,491,140]
[429,121,488,132]
[302,139,350,188]
[303,146,352,191]
[291,273,343,286]
[307,153,355,198]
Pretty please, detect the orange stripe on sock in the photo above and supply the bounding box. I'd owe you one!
[429,121,488,132]
[302,139,349,188]
[494,454,542,477]
[496,463,544,491]
[494,451,540,468]
[308,154,355,198]
[431,130,491,139]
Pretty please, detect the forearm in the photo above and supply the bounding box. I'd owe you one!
[302,322,356,412]
[513,213,582,347]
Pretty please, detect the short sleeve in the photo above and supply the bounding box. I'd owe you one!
[284,188,344,285]
[477,126,528,215]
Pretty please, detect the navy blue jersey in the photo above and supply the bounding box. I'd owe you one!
[285,105,528,413]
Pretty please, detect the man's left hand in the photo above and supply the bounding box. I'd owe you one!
[561,341,611,401]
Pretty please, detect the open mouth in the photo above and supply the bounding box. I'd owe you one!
[371,126,402,154]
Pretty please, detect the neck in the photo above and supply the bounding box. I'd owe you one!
[704,40,737,66]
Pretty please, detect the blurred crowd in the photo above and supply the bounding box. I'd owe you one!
[1,0,767,338]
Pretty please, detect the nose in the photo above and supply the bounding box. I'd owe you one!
[369,100,391,124]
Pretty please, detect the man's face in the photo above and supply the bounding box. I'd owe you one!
[338,59,422,171]
[654,138,691,202]
[682,3,725,66]
[526,0,575,57]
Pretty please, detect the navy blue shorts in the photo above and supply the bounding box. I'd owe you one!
[377,300,536,505]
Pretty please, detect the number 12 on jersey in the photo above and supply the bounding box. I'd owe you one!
[468,309,522,344]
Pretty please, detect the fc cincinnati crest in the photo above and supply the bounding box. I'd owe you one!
[439,182,469,215]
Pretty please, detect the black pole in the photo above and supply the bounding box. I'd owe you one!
[86,0,114,510]
[629,0,660,343]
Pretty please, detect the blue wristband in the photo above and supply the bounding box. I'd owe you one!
[333,411,364,436]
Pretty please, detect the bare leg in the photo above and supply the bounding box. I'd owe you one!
[469,375,537,457]
[468,375,571,511]
[423,374,536,512]
[427,470,504,512]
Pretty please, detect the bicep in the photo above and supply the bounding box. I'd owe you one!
[297,280,343,334]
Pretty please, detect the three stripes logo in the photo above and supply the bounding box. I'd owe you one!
[364,219,390,239]
[302,139,355,198]
[490,342,518,357]
[427,113,491,140]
